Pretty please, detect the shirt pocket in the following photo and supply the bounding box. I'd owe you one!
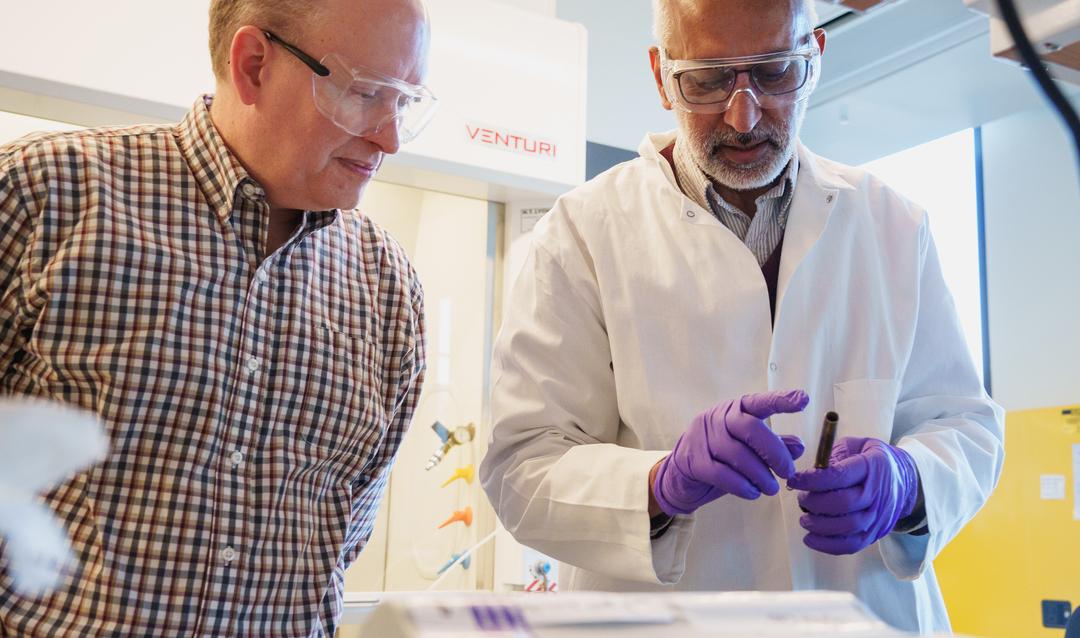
[832,378,901,442]
[299,321,388,476]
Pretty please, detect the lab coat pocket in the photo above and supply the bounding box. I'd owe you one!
[832,379,901,441]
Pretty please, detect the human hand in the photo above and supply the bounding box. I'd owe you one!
[652,390,809,516]
[787,437,920,555]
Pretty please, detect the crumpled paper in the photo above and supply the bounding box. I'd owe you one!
[0,399,108,594]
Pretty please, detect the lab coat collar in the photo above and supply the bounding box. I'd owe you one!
[775,142,854,324]
[637,130,854,325]
[794,140,856,193]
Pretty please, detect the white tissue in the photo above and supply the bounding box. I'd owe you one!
[0,399,108,594]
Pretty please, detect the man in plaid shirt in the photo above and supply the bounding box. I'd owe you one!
[0,0,433,635]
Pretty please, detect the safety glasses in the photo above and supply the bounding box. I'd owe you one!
[264,30,438,144]
[660,41,821,114]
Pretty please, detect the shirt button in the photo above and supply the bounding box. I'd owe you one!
[256,269,269,283]
[246,357,261,374]
[769,362,779,372]
[686,210,696,218]
[221,546,237,563]
[230,451,244,467]
[826,194,835,204]
[241,183,257,198]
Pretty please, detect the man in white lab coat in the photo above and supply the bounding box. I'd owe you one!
[479,0,1005,634]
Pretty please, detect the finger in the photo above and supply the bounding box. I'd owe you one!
[803,531,874,556]
[704,403,781,494]
[739,389,810,420]
[786,454,869,492]
[720,440,781,496]
[799,509,875,536]
[780,435,805,461]
[797,484,873,516]
[726,408,799,480]
[828,437,869,465]
[685,452,761,500]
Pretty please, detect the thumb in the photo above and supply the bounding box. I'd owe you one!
[740,390,810,420]
[780,435,805,461]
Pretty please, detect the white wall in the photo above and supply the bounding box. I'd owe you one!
[983,98,1080,411]
[494,0,556,15]
[1,1,213,113]
[0,111,79,144]
[555,1,675,150]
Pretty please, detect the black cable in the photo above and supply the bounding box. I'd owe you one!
[994,0,1080,185]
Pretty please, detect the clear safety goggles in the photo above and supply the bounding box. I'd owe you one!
[265,30,438,144]
[660,42,821,114]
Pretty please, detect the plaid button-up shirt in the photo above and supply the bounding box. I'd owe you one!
[0,96,425,637]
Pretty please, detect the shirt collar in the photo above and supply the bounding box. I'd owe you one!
[175,95,265,223]
[672,136,714,214]
[174,95,341,234]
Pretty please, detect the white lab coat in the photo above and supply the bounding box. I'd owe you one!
[480,131,1005,635]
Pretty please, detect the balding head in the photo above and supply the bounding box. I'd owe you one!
[652,0,818,51]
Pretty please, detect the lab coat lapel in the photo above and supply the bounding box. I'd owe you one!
[775,143,853,318]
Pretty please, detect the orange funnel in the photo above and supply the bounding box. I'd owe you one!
[437,506,473,529]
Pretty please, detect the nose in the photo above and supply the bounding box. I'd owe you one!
[364,116,402,155]
[723,76,762,134]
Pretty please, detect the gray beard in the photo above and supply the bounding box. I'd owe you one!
[681,100,806,191]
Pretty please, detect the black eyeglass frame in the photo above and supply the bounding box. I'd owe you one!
[259,27,440,143]
[263,30,331,77]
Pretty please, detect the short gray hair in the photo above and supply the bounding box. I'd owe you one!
[208,0,325,79]
[652,0,819,49]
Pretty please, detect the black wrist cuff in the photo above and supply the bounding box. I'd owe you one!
[649,513,674,539]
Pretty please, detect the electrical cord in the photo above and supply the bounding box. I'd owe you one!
[994,0,1080,185]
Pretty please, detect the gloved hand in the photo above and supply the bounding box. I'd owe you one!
[652,390,809,516]
[787,437,920,555]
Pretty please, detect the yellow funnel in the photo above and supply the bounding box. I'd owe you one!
[441,464,475,488]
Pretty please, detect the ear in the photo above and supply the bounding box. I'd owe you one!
[228,26,274,106]
[814,28,827,56]
[649,46,674,111]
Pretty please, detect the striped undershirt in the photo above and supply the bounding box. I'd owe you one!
[672,136,799,267]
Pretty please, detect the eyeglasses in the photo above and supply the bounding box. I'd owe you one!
[660,39,821,114]
[263,30,438,144]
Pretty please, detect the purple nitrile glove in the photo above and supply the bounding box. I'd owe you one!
[787,437,920,555]
[652,390,810,517]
